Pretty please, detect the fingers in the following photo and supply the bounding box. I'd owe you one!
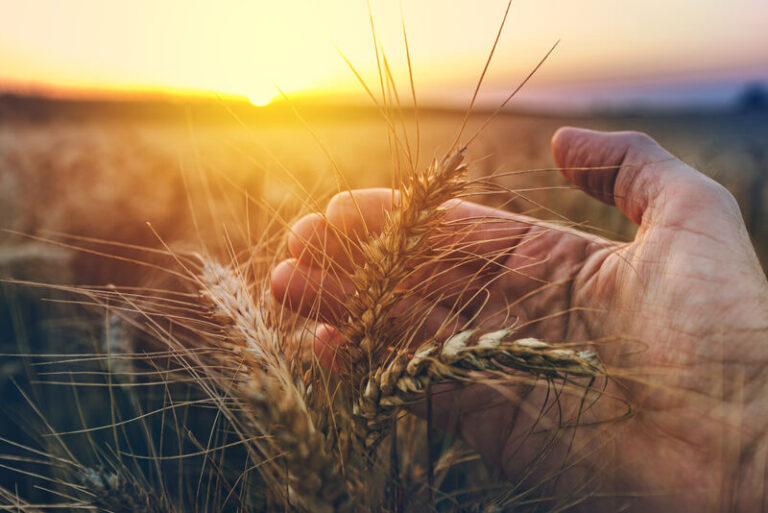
[275,188,615,351]
[324,188,395,237]
[313,323,346,371]
[288,213,352,269]
[288,189,396,270]
[290,189,533,273]
[551,127,739,227]
[271,258,354,322]
[285,190,554,316]
[272,259,468,341]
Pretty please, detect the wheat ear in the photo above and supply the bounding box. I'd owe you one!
[339,149,468,379]
[243,371,351,513]
[198,257,275,369]
[353,328,604,451]
[197,257,349,513]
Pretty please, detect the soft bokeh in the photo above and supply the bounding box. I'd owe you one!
[2,0,767,108]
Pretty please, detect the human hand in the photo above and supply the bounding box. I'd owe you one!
[271,128,768,511]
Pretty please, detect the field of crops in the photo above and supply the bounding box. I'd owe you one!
[0,99,766,511]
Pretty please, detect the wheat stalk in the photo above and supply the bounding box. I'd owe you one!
[0,485,45,513]
[353,328,604,451]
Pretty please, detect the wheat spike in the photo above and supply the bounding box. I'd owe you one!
[339,148,468,379]
[243,372,351,513]
[198,257,273,362]
[197,257,350,512]
[353,328,604,452]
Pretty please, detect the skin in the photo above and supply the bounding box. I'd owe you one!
[271,128,768,511]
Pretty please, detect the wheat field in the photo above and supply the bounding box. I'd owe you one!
[0,97,767,511]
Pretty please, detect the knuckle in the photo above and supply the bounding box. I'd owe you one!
[326,190,355,216]
[619,130,656,148]
[287,213,324,258]
[675,174,740,216]
[703,179,739,211]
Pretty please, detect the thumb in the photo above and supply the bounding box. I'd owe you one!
[551,127,737,227]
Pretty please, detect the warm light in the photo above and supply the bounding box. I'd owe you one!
[249,93,274,107]
[0,1,765,104]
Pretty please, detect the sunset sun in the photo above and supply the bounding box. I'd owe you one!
[248,92,275,107]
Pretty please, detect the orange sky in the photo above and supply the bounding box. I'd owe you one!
[1,0,767,106]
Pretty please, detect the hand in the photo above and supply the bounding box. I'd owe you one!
[271,128,768,511]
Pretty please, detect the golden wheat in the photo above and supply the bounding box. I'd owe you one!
[241,371,350,513]
[353,328,604,451]
[337,148,469,380]
[198,256,351,513]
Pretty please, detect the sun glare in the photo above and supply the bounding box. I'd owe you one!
[1,1,766,105]
[248,93,274,107]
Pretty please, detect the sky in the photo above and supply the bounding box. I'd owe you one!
[1,0,767,109]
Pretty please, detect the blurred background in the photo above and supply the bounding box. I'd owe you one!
[0,0,766,508]
[3,0,767,110]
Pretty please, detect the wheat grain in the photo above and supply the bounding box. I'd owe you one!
[353,328,604,452]
[338,148,468,379]
[242,371,351,513]
[197,256,296,382]
[197,257,350,513]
